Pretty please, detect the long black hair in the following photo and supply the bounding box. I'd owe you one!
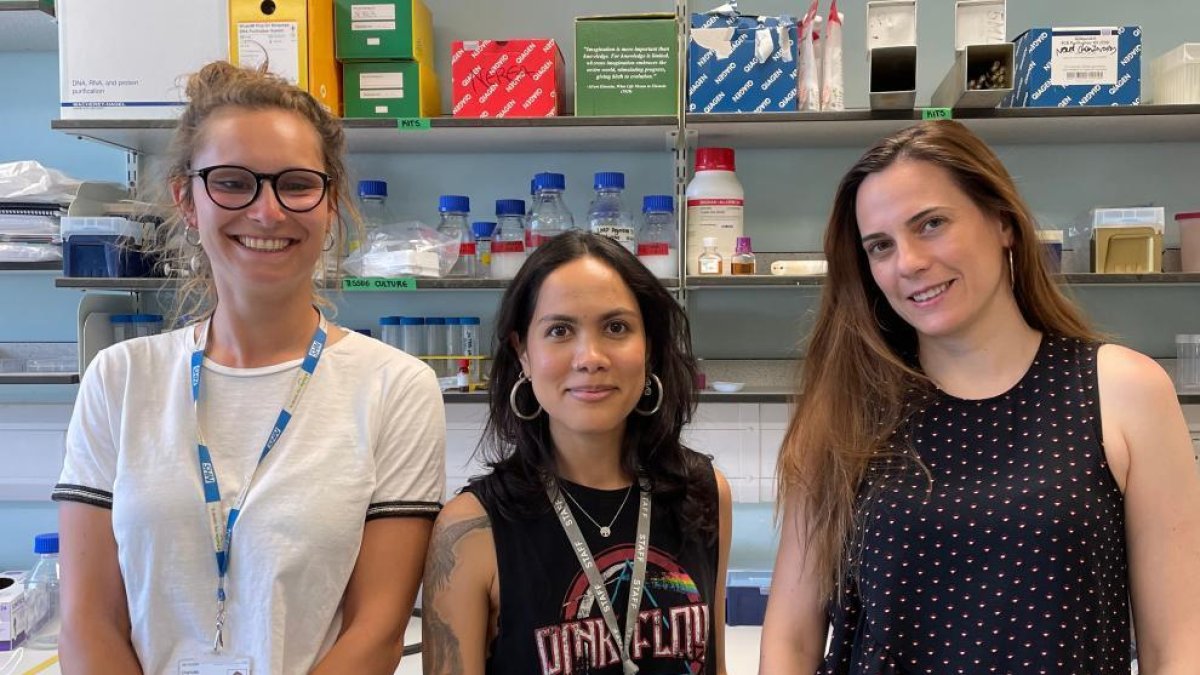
[472,231,716,544]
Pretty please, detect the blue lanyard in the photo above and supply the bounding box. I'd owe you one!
[190,311,329,652]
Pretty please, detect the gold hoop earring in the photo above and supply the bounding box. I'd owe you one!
[323,230,336,252]
[1008,248,1015,289]
[509,372,542,421]
[185,227,201,247]
[634,373,663,416]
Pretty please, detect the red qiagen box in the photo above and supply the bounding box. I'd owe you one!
[451,39,565,118]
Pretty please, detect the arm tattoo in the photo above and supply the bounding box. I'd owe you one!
[423,603,463,675]
[424,515,490,592]
[422,515,491,675]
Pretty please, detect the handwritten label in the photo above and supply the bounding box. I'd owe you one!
[922,107,953,120]
[342,277,418,291]
[1051,33,1119,86]
[396,118,431,131]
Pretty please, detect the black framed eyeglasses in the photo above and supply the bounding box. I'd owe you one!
[186,165,332,213]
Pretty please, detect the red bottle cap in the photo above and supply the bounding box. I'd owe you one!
[695,147,735,172]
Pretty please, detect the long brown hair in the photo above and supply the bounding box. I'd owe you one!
[777,120,1098,600]
[154,61,360,326]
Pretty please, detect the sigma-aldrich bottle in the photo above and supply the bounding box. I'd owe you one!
[686,148,743,275]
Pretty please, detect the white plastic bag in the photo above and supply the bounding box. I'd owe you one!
[0,242,62,263]
[821,0,845,111]
[342,220,460,278]
[798,1,822,112]
[0,161,81,203]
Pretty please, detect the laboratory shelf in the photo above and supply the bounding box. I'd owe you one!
[54,276,680,291]
[51,115,680,155]
[0,262,61,271]
[684,272,1200,289]
[687,105,1200,148]
[0,373,79,385]
[0,1,53,15]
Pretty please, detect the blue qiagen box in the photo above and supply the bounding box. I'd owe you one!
[1002,26,1141,107]
[726,570,772,625]
[688,13,799,114]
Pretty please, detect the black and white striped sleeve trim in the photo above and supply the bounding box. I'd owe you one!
[366,500,443,521]
[51,483,114,509]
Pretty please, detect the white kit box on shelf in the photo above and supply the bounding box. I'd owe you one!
[58,0,229,119]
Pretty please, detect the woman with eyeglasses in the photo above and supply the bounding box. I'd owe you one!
[421,231,732,675]
[53,62,445,674]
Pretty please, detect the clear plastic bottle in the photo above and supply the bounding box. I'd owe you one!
[471,221,496,278]
[587,172,637,255]
[637,195,678,279]
[528,172,575,253]
[425,317,448,377]
[24,532,60,650]
[357,179,392,236]
[731,236,756,275]
[437,195,475,278]
[698,236,724,275]
[686,148,744,275]
[460,316,482,384]
[379,316,403,349]
[490,199,528,280]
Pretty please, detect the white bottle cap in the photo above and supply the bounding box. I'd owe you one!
[702,236,717,247]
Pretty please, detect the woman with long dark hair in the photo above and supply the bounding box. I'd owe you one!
[761,120,1200,673]
[422,231,731,674]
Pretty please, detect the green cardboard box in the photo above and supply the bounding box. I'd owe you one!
[335,0,434,63]
[342,61,441,118]
[574,13,678,117]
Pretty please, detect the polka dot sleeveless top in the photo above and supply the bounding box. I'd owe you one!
[821,336,1130,674]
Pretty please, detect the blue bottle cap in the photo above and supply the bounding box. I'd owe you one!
[358,180,388,198]
[438,195,470,213]
[379,316,403,325]
[130,314,163,323]
[459,316,481,325]
[354,328,373,337]
[593,172,625,190]
[445,317,461,325]
[642,195,674,213]
[400,317,425,326]
[534,172,566,192]
[110,314,134,324]
[425,317,447,325]
[471,221,497,238]
[34,532,58,555]
[495,199,525,217]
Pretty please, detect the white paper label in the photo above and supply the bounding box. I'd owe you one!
[361,89,405,99]
[360,72,405,89]
[237,22,300,85]
[1050,33,1119,85]
[352,20,396,31]
[367,37,381,45]
[374,105,389,113]
[351,4,396,21]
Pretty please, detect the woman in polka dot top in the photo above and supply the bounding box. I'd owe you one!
[760,121,1200,674]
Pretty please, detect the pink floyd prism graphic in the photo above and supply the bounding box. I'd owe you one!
[534,544,711,674]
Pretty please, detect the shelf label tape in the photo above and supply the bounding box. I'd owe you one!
[343,277,418,291]
[396,118,432,131]
[921,107,953,120]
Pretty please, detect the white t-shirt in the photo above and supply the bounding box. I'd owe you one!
[54,326,446,674]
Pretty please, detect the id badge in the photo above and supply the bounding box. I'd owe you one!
[178,656,252,675]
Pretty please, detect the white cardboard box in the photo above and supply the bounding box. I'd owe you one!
[0,572,28,651]
[58,0,229,119]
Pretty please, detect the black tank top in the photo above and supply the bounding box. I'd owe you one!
[823,335,1130,674]
[466,455,719,675]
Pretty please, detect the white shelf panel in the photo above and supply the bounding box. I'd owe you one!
[688,105,1200,148]
[51,116,680,155]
